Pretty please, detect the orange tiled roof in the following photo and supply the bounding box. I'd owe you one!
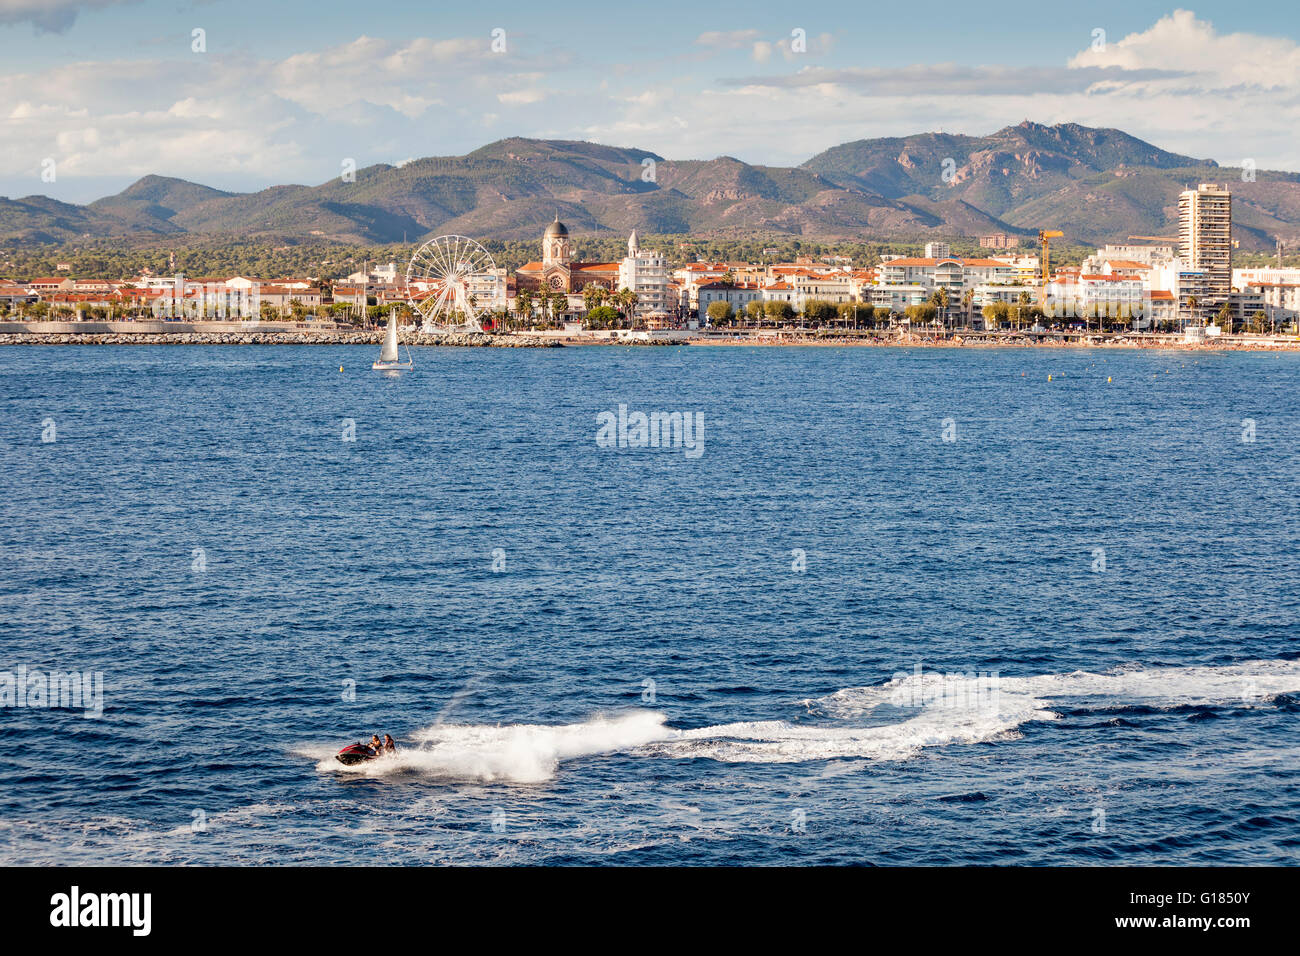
[41,292,120,302]
[516,261,619,274]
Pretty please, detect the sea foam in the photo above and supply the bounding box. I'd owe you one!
[308,659,1300,781]
[311,710,672,783]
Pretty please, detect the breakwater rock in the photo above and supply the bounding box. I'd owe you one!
[0,331,561,347]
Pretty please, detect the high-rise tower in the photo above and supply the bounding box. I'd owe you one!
[1178,183,1232,303]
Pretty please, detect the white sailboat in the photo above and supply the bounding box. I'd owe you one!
[372,309,413,371]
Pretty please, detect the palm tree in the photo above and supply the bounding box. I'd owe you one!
[1016,290,1031,332]
[614,287,639,327]
[550,290,568,324]
[928,287,949,332]
[582,282,608,313]
[1216,302,1234,334]
[516,288,533,328]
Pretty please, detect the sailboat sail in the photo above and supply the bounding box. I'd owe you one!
[380,312,399,363]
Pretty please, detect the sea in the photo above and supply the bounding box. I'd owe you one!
[1,343,1297,865]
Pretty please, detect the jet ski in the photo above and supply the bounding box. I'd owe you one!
[335,743,379,766]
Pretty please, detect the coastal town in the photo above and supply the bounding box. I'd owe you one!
[4,183,1300,347]
[7,0,1300,908]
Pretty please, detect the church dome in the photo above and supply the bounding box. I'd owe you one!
[544,215,569,238]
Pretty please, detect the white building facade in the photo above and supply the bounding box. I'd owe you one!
[617,231,669,317]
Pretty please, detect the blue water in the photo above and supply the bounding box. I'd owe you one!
[1,344,1297,865]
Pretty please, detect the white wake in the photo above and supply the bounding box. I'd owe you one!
[305,710,672,783]
[814,658,1300,718]
[306,659,1300,782]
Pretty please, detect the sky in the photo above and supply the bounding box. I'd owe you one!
[3,0,1299,203]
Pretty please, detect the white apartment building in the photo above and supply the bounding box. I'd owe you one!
[1042,274,1146,322]
[1173,267,1216,323]
[618,231,668,317]
[865,285,930,312]
[744,269,857,312]
[1233,266,1300,289]
[1232,267,1300,325]
[466,268,508,312]
[137,273,191,291]
[841,269,876,303]
[971,284,1037,308]
[1226,289,1268,326]
[923,241,951,259]
[761,281,797,306]
[224,275,315,291]
[698,280,764,315]
[1148,290,1177,326]
[788,270,854,306]
[674,263,736,311]
[670,264,743,312]
[989,255,1041,283]
[345,262,402,285]
[1179,183,1232,302]
[1073,243,1188,322]
[1088,244,1176,267]
[873,256,1019,300]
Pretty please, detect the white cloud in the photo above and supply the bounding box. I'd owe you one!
[0,0,134,33]
[4,10,1299,202]
[726,62,1187,95]
[498,89,546,105]
[638,12,1300,171]
[0,34,577,190]
[695,28,834,64]
[1068,9,1300,89]
[695,30,760,50]
[269,35,494,117]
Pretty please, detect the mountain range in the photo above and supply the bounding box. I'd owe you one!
[5,122,1300,250]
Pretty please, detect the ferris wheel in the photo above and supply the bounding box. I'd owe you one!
[406,235,498,332]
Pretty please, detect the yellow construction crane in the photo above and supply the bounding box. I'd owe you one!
[1038,230,1063,285]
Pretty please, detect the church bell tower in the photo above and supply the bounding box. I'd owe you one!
[543,214,572,268]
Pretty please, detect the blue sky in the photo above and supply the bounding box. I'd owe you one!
[3,1,1299,202]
